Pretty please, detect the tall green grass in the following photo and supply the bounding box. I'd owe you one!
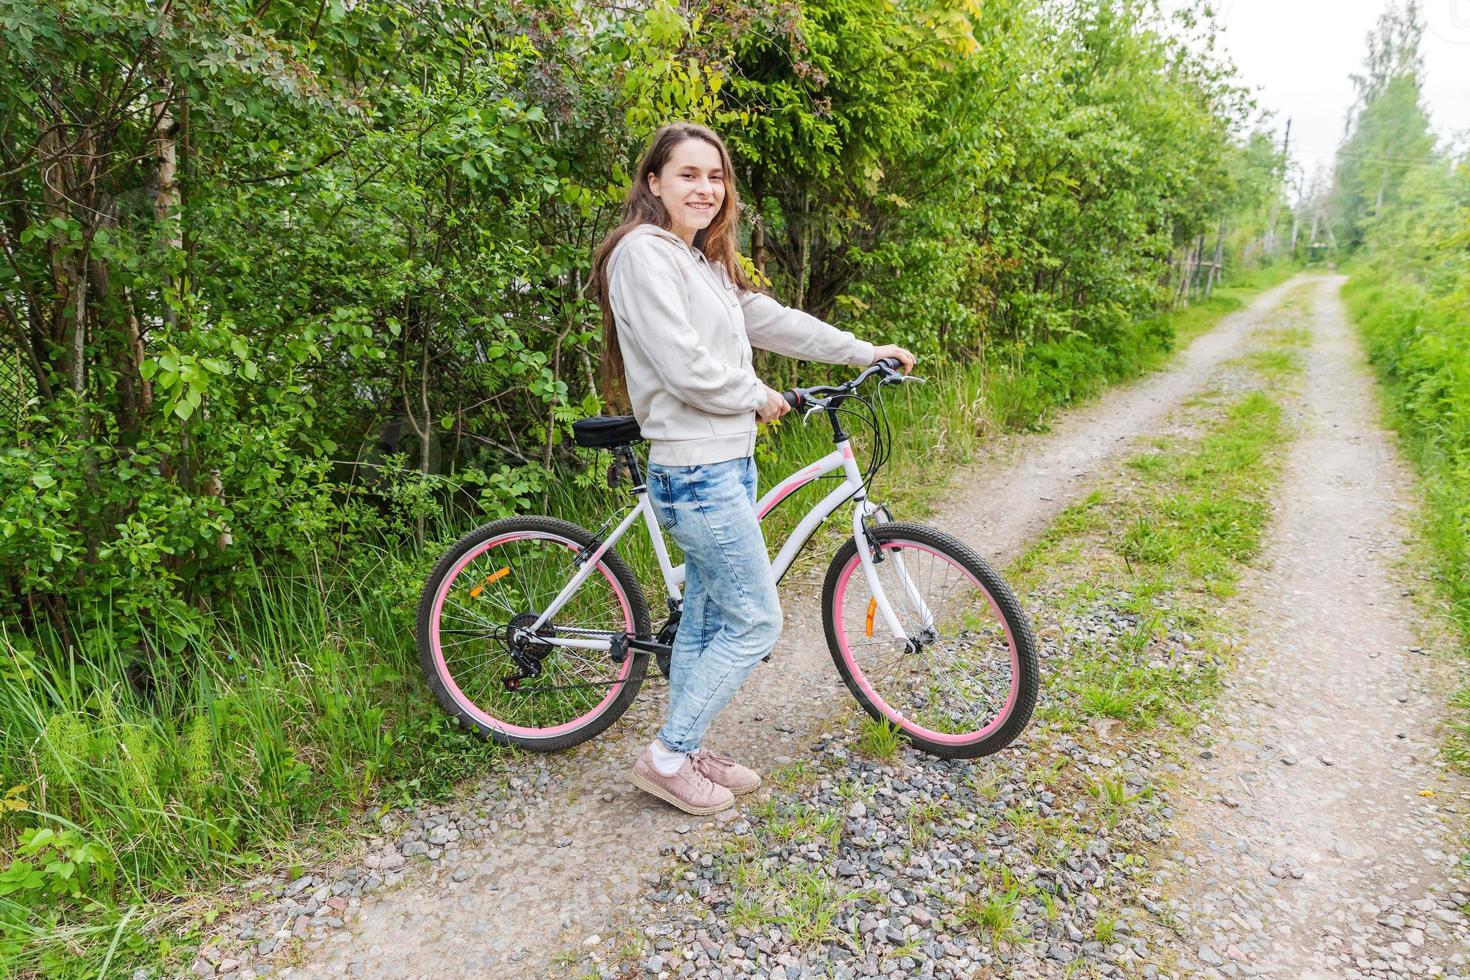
[1343,266,1470,771]
[0,269,1290,976]
[0,556,501,974]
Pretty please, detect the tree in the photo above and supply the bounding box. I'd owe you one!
[1328,0,1438,251]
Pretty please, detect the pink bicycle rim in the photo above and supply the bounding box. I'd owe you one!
[430,532,633,740]
[833,541,1019,745]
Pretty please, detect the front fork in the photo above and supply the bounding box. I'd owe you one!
[854,500,934,650]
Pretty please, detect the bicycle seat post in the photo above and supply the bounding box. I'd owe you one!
[619,444,644,491]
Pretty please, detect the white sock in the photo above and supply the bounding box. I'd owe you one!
[648,740,688,776]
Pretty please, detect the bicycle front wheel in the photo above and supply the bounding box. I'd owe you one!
[822,522,1038,758]
[416,516,651,752]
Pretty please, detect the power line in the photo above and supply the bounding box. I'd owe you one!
[1295,145,1464,166]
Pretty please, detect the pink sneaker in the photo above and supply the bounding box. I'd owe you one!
[630,747,734,815]
[691,748,762,796]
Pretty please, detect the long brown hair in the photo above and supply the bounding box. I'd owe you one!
[591,122,754,409]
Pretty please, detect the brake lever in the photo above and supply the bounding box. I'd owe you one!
[881,372,928,386]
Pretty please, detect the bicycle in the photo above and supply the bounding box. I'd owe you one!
[416,358,1039,758]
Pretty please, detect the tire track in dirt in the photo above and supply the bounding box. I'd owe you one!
[272,278,1311,979]
[1158,276,1470,978]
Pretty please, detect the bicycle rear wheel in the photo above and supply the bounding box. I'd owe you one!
[416,516,651,752]
[821,522,1038,758]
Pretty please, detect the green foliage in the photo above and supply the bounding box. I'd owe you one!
[0,0,1288,972]
[1327,1,1438,251]
[0,565,508,973]
[962,868,1024,944]
[0,829,115,902]
[0,0,1285,638]
[731,0,1286,365]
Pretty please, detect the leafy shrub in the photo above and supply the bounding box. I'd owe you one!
[0,829,115,903]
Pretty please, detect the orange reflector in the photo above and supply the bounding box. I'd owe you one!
[865,598,877,637]
[469,567,510,598]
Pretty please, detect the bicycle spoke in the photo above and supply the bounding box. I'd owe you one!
[438,633,498,652]
[836,537,1018,740]
[440,597,503,631]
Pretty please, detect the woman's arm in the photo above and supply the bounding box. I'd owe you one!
[739,289,876,367]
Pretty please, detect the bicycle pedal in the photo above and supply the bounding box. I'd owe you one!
[609,632,630,663]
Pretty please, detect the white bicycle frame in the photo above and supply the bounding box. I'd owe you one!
[522,436,931,651]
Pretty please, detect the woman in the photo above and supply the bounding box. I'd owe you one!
[591,122,914,815]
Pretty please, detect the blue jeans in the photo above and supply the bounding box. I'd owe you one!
[646,456,783,754]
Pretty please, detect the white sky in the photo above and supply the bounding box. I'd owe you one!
[1202,0,1470,186]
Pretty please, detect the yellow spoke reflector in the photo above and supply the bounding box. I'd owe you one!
[469,567,510,598]
[865,598,877,637]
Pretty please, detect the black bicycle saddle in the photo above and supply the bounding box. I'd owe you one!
[571,415,644,449]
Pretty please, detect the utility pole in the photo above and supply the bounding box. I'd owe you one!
[1282,118,1301,258]
[1206,216,1226,298]
[1265,118,1291,257]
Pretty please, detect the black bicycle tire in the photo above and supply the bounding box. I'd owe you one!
[415,515,652,752]
[821,522,1039,759]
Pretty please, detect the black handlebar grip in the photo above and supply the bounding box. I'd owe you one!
[877,356,902,372]
[782,390,803,409]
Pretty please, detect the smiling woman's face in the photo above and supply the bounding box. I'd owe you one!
[647,138,725,246]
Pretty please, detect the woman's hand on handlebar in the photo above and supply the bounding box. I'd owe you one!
[757,383,792,423]
[774,349,917,421]
[871,344,916,375]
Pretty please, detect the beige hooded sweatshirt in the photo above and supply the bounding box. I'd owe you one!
[607,224,874,466]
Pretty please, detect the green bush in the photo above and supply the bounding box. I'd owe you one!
[0,0,1287,639]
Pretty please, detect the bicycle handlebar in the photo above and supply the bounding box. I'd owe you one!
[781,357,918,412]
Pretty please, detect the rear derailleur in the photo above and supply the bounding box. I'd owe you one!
[500,611,554,692]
